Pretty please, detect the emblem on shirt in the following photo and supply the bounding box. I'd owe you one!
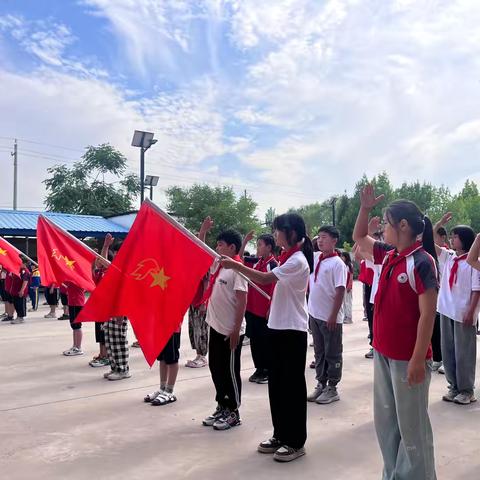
[131,258,170,290]
[397,273,408,284]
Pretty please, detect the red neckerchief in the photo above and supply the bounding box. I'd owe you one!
[278,245,302,265]
[375,241,423,308]
[449,253,468,290]
[314,251,339,282]
[255,254,275,271]
[199,254,243,305]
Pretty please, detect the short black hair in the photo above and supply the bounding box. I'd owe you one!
[257,233,275,251]
[451,225,476,252]
[217,229,242,254]
[318,225,340,239]
[437,227,447,237]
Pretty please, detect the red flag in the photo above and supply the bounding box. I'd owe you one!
[37,216,96,291]
[76,201,215,366]
[0,236,23,273]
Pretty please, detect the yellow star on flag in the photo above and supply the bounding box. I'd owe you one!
[149,268,170,289]
[0,248,7,256]
[64,257,76,269]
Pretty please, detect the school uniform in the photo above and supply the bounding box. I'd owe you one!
[0,269,7,302]
[92,268,106,345]
[28,269,41,310]
[45,284,59,306]
[373,241,438,480]
[308,253,347,388]
[10,269,30,318]
[3,271,14,305]
[206,260,248,412]
[244,255,278,374]
[66,282,85,331]
[268,250,310,449]
[437,248,480,396]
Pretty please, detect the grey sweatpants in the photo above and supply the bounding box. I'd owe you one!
[440,314,477,395]
[374,351,436,480]
[310,315,343,387]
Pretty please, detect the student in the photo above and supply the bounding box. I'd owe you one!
[28,264,41,312]
[10,259,30,324]
[353,185,438,480]
[103,240,131,381]
[185,275,209,368]
[44,284,58,319]
[340,251,353,324]
[199,219,248,431]
[144,325,181,406]
[243,232,278,384]
[307,226,347,404]
[0,267,9,320]
[356,247,375,357]
[58,284,69,320]
[63,281,85,356]
[434,214,479,405]
[221,213,313,463]
[3,268,16,322]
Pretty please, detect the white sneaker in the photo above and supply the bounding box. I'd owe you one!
[104,370,115,379]
[453,392,477,405]
[438,365,445,374]
[307,384,325,402]
[11,318,25,324]
[63,347,84,356]
[431,361,442,372]
[108,371,131,381]
[44,313,57,319]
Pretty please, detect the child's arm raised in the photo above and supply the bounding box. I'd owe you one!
[353,185,385,257]
[198,217,214,243]
[467,234,480,272]
[432,212,452,257]
[239,230,255,259]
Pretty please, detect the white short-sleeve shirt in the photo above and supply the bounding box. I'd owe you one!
[206,263,248,336]
[308,254,347,323]
[268,251,310,331]
[365,259,382,305]
[437,248,480,323]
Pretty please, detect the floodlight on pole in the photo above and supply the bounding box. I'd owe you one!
[144,174,159,200]
[131,130,157,204]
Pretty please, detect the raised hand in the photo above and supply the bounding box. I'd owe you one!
[244,230,255,243]
[360,185,385,211]
[104,233,114,247]
[200,216,214,233]
[439,212,453,226]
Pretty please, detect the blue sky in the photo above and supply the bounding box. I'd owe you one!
[1,0,480,216]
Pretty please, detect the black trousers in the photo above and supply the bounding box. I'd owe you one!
[245,311,269,371]
[364,284,374,345]
[13,296,27,317]
[431,313,442,362]
[208,327,244,411]
[268,328,307,449]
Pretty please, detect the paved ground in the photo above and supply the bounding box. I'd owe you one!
[1,281,479,480]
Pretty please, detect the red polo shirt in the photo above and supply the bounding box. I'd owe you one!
[66,282,85,307]
[245,255,278,318]
[373,241,438,361]
[358,260,374,286]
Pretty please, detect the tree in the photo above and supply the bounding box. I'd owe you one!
[166,184,262,247]
[265,207,276,230]
[44,144,139,216]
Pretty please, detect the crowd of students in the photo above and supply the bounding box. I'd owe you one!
[1,184,479,476]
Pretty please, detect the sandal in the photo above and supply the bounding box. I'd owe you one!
[144,390,163,403]
[151,391,177,406]
[185,356,207,368]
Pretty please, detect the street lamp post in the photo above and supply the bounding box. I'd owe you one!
[131,130,157,204]
[144,175,159,201]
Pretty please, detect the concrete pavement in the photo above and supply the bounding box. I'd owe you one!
[1,282,479,480]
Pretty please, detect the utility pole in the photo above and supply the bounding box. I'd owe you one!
[331,197,337,226]
[12,139,17,210]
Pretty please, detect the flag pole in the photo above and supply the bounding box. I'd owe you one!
[40,216,111,268]
[144,199,271,301]
[0,236,38,266]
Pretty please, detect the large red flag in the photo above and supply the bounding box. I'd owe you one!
[76,201,215,366]
[0,236,23,273]
[37,216,96,291]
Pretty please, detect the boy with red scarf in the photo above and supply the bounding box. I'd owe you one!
[199,218,248,431]
[307,225,347,404]
[242,232,278,384]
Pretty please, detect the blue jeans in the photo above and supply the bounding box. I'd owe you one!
[374,351,436,480]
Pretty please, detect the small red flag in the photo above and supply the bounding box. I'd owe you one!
[37,216,96,291]
[76,201,215,366]
[0,236,23,273]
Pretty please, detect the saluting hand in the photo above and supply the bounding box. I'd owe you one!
[360,185,385,212]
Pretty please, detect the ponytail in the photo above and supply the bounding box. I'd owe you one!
[422,216,437,262]
[302,236,314,273]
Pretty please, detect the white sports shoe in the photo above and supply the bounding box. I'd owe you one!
[63,347,84,356]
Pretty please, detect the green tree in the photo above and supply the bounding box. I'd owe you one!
[265,207,276,231]
[44,144,139,216]
[166,184,261,247]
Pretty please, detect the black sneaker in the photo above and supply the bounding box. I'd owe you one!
[202,404,224,426]
[273,445,306,462]
[256,370,269,384]
[258,437,283,454]
[2,316,13,322]
[213,409,241,430]
[249,370,261,383]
